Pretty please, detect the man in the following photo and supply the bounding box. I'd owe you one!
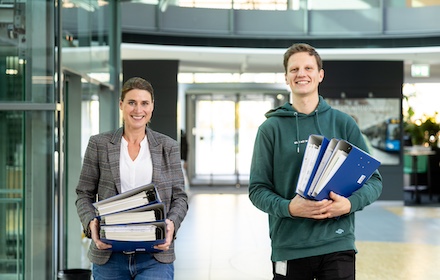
[248,43,383,280]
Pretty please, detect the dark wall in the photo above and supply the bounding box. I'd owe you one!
[320,60,404,201]
[122,60,179,140]
[320,61,403,98]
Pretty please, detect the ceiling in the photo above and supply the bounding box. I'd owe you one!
[121,43,440,83]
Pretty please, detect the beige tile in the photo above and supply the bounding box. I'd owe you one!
[356,241,440,280]
[175,189,440,280]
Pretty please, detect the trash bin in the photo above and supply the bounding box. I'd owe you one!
[57,269,91,280]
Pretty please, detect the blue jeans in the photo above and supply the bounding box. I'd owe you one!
[93,252,174,280]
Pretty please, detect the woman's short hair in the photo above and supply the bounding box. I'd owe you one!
[121,77,154,101]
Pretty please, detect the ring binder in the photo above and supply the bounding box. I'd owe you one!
[296,135,381,200]
[93,184,167,252]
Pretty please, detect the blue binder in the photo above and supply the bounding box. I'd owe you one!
[306,138,340,198]
[311,139,381,201]
[102,239,165,253]
[296,135,330,199]
[94,184,167,253]
[101,221,167,253]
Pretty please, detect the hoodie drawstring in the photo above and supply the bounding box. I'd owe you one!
[294,110,323,153]
[315,109,323,135]
[294,112,300,153]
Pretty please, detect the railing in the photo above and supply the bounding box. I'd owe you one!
[116,1,440,41]
[145,0,440,11]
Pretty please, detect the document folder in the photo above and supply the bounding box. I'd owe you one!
[306,138,339,197]
[98,203,165,225]
[311,139,381,200]
[101,221,166,253]
[93,183,160,216]
[296,135,330,199]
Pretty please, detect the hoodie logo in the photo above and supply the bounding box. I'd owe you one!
[335,229,344,234]
[293,139,308,145]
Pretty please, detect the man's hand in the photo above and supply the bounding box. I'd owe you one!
[90,218,112,250]
[289,191,351,219]
[154,219,175,251]
[326,191,351,218]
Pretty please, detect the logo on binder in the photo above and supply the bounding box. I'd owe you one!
[335,229,344,234]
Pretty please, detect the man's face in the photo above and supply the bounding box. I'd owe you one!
[285,52,324,97]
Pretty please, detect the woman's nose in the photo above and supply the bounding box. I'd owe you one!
[133,104,142,111]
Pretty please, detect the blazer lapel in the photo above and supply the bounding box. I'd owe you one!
[108,127,123,193]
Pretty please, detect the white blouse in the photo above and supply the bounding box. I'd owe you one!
[120,135,153,193]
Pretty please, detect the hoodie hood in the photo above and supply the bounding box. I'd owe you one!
[265,96,331,153]
[265,95,331,118]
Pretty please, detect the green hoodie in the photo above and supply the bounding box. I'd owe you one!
[249,96,383,262]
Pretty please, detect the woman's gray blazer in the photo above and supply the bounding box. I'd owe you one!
[76,127,188,265]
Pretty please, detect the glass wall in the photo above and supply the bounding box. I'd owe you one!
[0,1,56,279]
[60,0,120,273]
[62,0,114,84]
[0,0,119,279]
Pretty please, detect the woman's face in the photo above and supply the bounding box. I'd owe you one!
[119,89,154,131]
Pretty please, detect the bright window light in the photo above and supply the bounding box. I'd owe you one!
[403,83,440,123]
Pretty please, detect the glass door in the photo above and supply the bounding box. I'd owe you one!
[236,95,276,182]
[194,94,236,185]
[190,92,287,186]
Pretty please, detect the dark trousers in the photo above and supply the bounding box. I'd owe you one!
[272,250,355,280]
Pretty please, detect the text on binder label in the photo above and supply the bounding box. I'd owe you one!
[357,175,366,184]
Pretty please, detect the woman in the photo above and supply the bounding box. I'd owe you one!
[76,77,188,279]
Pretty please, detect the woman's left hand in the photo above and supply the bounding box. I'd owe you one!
[154,219,175,251]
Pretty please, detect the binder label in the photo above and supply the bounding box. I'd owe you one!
[357,175,366,184]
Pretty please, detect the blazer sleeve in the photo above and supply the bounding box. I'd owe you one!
[75,136,101,238]
[165,142,188,234]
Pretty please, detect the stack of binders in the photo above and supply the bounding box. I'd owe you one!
[93,183,166,252]
[296,134,381,200]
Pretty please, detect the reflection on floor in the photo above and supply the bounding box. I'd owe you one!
[174,187,440,280]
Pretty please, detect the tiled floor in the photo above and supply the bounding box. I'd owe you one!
[174,187,440,280]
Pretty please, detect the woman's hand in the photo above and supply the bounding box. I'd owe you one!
[154,219,175,251]
[89,218,112,250]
